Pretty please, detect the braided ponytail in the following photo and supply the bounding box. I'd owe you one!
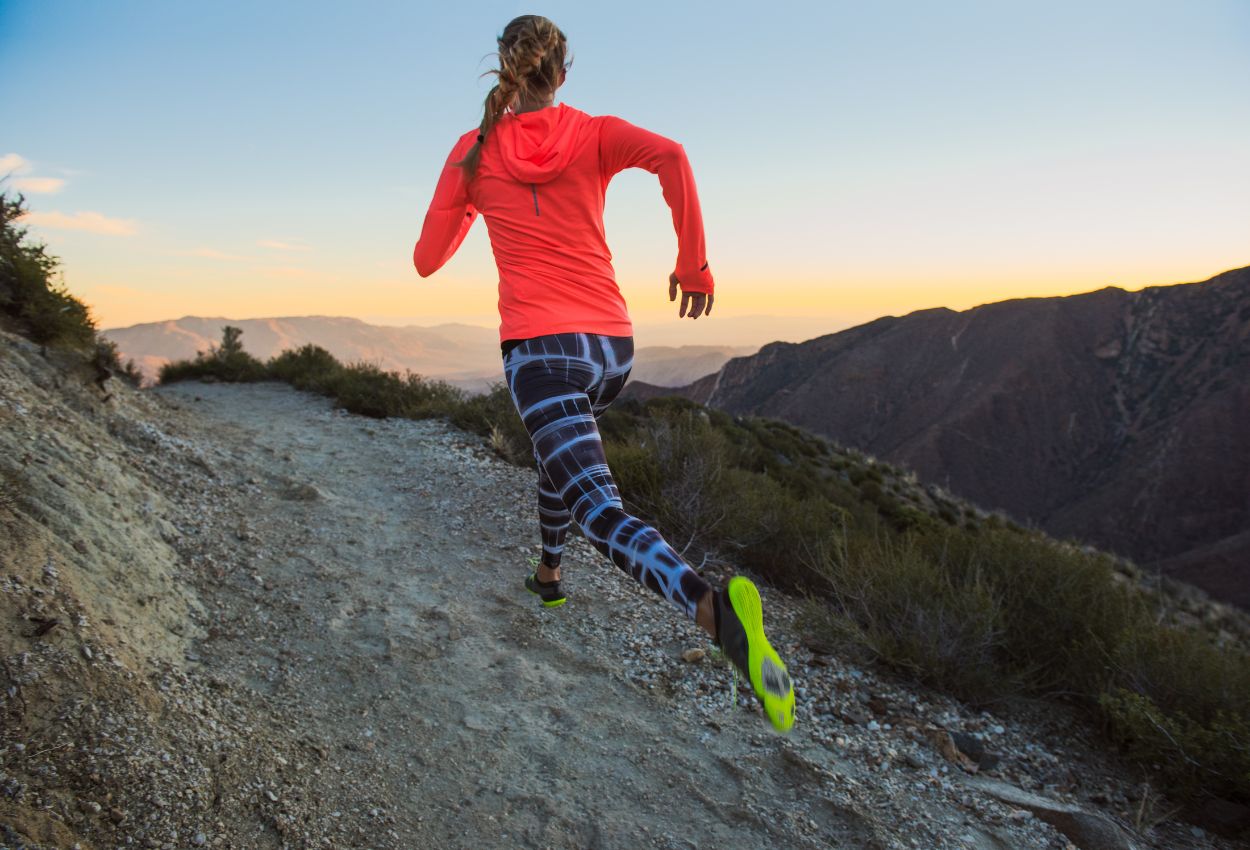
[455,15,568,179]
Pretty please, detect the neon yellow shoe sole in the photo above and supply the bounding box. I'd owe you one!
[727,577,795,732]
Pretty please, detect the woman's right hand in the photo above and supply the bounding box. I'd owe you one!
[669,272,714,320]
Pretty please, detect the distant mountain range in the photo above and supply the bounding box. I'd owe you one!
[626,266,1250,607]
[101,316,757,393]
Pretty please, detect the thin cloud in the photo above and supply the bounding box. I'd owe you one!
[12,177,65,194]
[23,210,138,236]
[257,239,310,251]
[2,154,66,193]
[0,153,31,175]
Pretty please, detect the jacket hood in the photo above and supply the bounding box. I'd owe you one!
[492,103,591,184]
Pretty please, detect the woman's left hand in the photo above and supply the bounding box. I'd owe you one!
[669,272,714,319]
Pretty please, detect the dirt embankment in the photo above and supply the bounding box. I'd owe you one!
[0,328,1236,849]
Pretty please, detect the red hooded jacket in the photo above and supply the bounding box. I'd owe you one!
[413,103,714,341]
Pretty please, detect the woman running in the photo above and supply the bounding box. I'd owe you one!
[414,14,794,732]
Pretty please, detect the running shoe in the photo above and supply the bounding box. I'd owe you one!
[525,572,567,608]
[714,577,795,732]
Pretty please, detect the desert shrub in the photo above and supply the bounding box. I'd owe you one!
[606,406,846,589]
[1102,689,1250,805]
[317,362,463,419]
[166,336,464,420]
[267,343,342,392]
[882,503,932,533]
[718,473,845,588]
[606,410,732,561]
[0,192,96,349]
[802,526,1011,698]
[858,478,884,503]
[802,519,1250,804]
[1098,619,1250,804]
[159,325,267,383]
[1,191,146,394]
[918,528,1143,695]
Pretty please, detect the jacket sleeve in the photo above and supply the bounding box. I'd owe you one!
[597,116,714,294]
[413,134,479,278]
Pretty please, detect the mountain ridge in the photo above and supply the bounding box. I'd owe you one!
[627,266,1250,606]
[102,316,756,393]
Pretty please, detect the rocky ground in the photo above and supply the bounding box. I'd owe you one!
[0,329,1242,849]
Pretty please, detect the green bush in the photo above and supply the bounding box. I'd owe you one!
[1102,689,1250,804]
[320,362,463,420]
[802,521,1250,804]
[94,337,144,386]
[0,192,96,349]
[267,343,342,391]
[1,190,143,389]
[158,325,267,384]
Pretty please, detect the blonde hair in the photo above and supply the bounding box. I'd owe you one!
[455,15,569,179]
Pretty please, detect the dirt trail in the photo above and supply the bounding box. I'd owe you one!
[152,380,898,850]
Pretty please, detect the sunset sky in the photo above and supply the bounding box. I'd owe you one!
[2,0,1248,348]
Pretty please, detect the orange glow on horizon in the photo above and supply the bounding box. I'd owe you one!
[85,256,1246,333]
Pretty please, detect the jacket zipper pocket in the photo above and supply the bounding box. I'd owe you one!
[531,183,541,217]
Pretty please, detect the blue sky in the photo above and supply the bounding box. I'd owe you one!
[2,0,1248,342]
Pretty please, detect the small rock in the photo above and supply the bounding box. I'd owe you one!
[840,704,872,725]
[682,648,706,663]
[969,778,1134,850]
[951,731,1000,771]
[463,713,491,732]
[928,729,980,773]
[280,482,322,501]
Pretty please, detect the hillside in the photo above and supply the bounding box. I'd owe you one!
[4,327,1243,848]
[629,266,1250,607]
[102,315,753,392]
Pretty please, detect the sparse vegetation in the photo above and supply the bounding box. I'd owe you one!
[158,325,268,384]
[0,190,139,381]
[160,327,1250,811]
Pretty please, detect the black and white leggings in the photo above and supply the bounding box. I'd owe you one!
[502,332,711,619]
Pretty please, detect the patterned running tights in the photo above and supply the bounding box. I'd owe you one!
[502,332,712,619]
